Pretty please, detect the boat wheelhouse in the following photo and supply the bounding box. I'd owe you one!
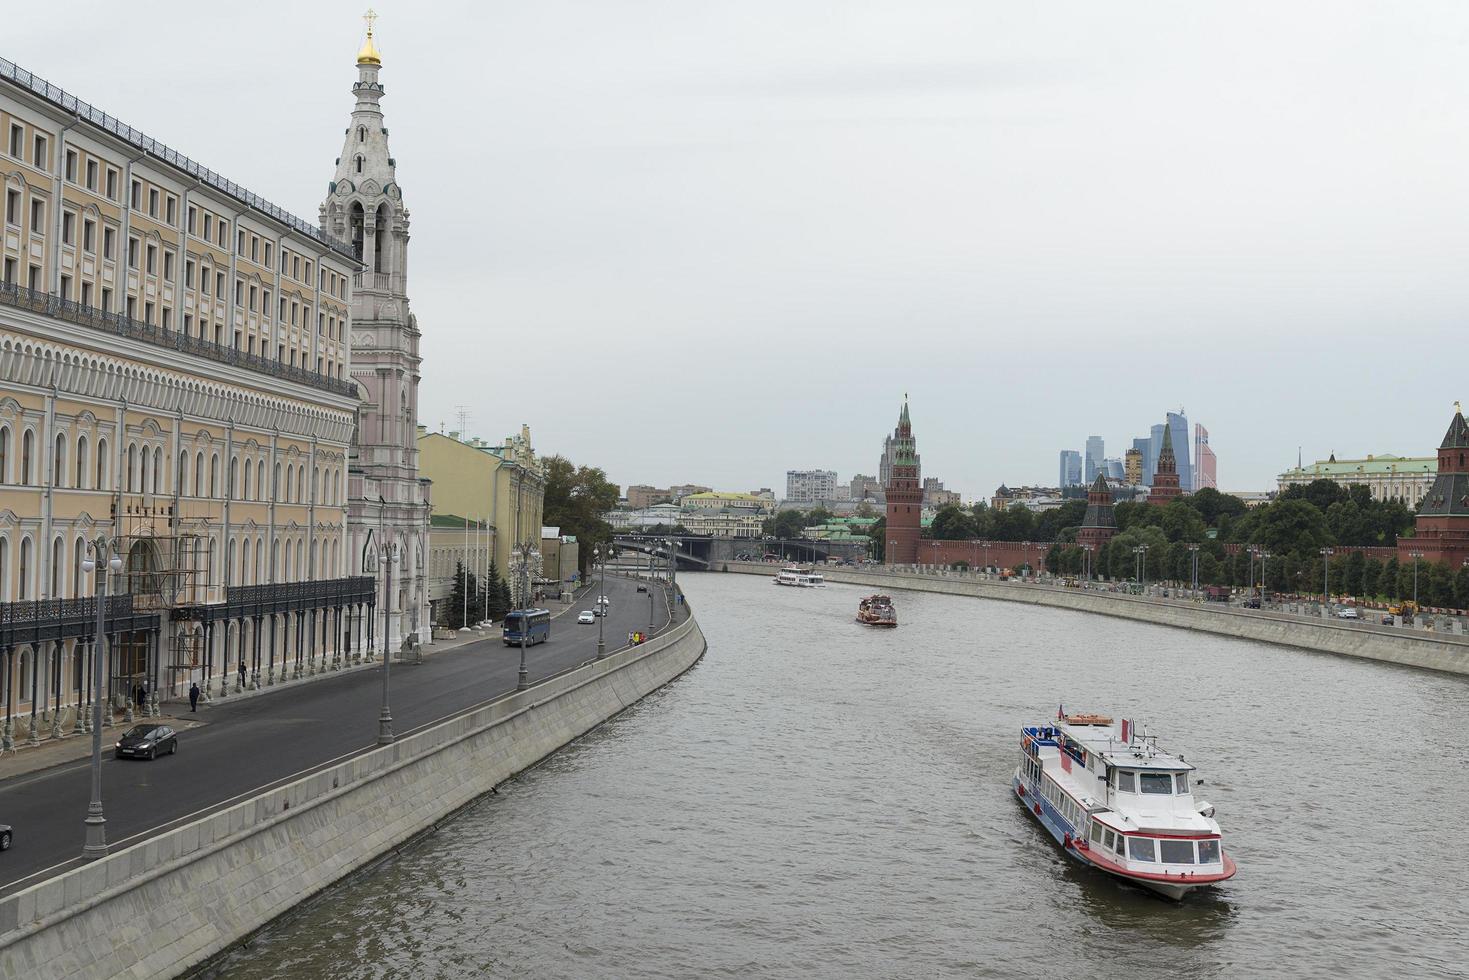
[856,594,898,627]
[774,566,825,587]
[1013,711,1236,900]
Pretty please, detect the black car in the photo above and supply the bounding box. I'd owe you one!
[115,724,178,760]
[0,823,11,851]
[636,584,647,593]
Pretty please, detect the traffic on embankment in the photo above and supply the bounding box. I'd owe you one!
[0,575,705,980]
[724,561,1469,677]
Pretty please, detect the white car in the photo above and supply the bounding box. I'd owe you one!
[577,611,596,625]
[597,596,610,607]
[1334,606,1359,619]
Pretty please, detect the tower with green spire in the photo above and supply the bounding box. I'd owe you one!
[1146,421,1183,506]
[884,396,923,565]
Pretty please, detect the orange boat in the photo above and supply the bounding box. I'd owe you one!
[856,595,898,627]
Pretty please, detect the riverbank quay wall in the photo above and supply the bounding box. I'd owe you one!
[0,612,707,980]
[724,563,1469,678]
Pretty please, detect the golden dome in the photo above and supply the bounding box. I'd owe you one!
[356,8,382,65]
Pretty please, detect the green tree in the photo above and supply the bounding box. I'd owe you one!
[445,561,484,629]
[1361,557,1382,599]
[930,504,977,540]
[541,455,621,576]
[869,516,886,561]
[485,559,511,621]
[763,510,807,539]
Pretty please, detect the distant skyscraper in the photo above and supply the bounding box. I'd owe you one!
[1124,448,1143,485]
[1132,437,1155,486]
[786,469,839,502]
[1105,458,1124,480]
[1084,436,1104,483]
[1194,424,1217,489]
[1059,450,1082,488]
[1148,424,1165,486]
[1167,410,1192,493]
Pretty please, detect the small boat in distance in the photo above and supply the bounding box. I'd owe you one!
[1014,709,1236,900]
[774,566,824,587]
[856,594,898,627]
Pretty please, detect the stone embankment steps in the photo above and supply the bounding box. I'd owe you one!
[0,606,706,980]
[723,563,1469,678]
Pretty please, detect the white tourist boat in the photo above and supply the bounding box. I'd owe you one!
[774,566,825,587]
[1013,710,1236,900]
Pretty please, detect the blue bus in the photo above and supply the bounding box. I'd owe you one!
[502,609,551,646]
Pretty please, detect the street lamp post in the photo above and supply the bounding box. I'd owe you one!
[1409,550,1424,612]
[514,541,534,691]
[1133,544,1149,593]
[81,536,122,860]
[1319,547,1335,615]
[1260,551,1271,604]
[594,545,606,659]
[377,541,399,745]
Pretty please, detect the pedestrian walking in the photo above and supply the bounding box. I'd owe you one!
[136,683,147,712]
[238,658,246,688]
[189,682,200,712]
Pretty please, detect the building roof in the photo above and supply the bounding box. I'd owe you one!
[1441,409,1469,450]
[682,491,769,502]
[1280,454,1435,479]
[430,513,488,528]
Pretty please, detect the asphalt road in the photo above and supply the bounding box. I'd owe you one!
[0,574,675,891]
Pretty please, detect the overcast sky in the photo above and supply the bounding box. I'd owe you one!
[11,2,1469,498]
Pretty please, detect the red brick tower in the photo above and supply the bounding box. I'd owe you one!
[1399,405,1469,568]
[1147,423,1183,506]
[884,398,922,564]
[1077,472,1118,551]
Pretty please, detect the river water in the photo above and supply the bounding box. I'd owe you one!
[211,573,1469,979]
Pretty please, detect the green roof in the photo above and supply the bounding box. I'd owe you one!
[431,513,488,528]
[1281,454,1435,478]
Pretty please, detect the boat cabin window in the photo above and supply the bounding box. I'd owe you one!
[1089,822,1104,845]
[1159,839,1196,864]
[1175,772,1189,794]
[1197,840,1221,864]
[1139,773,1173,795]
[1116,771,1136,793]
[1127,837,1156,862]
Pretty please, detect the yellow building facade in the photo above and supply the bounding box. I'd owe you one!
[417,426,545,597]
[0,56,371,745]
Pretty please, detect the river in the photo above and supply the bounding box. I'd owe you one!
[207,572,1469,979]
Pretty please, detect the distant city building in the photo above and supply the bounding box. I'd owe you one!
[1224,490,1274,508]
[884,399,922,564]
[849,474,881,501]
[1104,458,1124,480]
[1277,453,1435,506]
[1194,424,1217,490]
[1059,450,1082,488]
[1124,448,1144,485]
[669,484,713,501]
[607,503,684,530]
[540,528,580,586]
[1400,407,1469,568]
[1077,473,1118,553]
[992,485,1065,511]
[786,469,839,502]
[922,477,959,508]
[1085,436,1105,483]
[1147,423,1183,506]
[1148,424,1165,487]
[1167,410,1193,493]
[626,484,673,509]
[682,491,776,514]
[678,509,764,538]
[1132,437,1155,487]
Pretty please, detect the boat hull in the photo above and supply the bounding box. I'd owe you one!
[856,618,898,627]
[1012,771,1232,901]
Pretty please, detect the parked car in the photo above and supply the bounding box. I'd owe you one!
[1242,597,1261,609]
[1334,606,1359,619]
[597,596,610,607]
[115,724,178,760]
[0,823,11,851]
[636,584,647,593]
[577,610,596,625]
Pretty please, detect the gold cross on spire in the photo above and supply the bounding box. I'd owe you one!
[1457,400,1463,415]
[364,7,377,36]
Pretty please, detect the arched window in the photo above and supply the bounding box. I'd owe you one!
[243,459,252,500]
[296,540,304,578]
[49,536,62,598]
[0,537,8,600]
[253,536,262,583]
[178,450,188,495]
[207,539,216,591]
[21,430,34,484]
[77,436,90,489]
[309,539,317,576]
[152,446,162,494]
[195,452,204,496]
[18,537,31,600]
[227,538,237,584]
[96,438,108,490]
[312,466,319,504]
[53,433,66,487]
[229,456,239,499]
[241,538,251,585]
[373,203,389,274]
[283,541,292,580]
[297,467,304,503]
[72,537,84,598]
[256,461,265,502]
[355,155,364,174]
[18,650,30,704]
[284,464,293,504]
[272,538,280,578]
[127,443,137,492]
[349,202,365,262]
[357,126,366,143]
[0,426,9,483]
[210,454,220,498]
[273,462,281,500]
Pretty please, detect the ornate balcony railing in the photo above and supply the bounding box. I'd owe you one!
[0,594,144,646]
[174,576,376,623]
[0,279,359,399]
[0,57,354,260]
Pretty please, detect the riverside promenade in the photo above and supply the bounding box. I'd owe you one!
[723,561,1469,677]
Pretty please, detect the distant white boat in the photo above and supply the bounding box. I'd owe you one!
[774,566,824,587]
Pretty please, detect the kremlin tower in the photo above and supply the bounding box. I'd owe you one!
[1146,423,1183,506]
[884,398,922,565]
[1077,472,1118,551]
[1399,405,1469,569]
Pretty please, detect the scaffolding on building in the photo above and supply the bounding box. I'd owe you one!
[114,495,213,673]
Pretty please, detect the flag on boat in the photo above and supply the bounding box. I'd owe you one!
[1057,703,1064,720]
[1121,719,1132,743]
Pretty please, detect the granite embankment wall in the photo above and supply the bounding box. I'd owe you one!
[0,612,707,980]
[726,563,1469,677]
